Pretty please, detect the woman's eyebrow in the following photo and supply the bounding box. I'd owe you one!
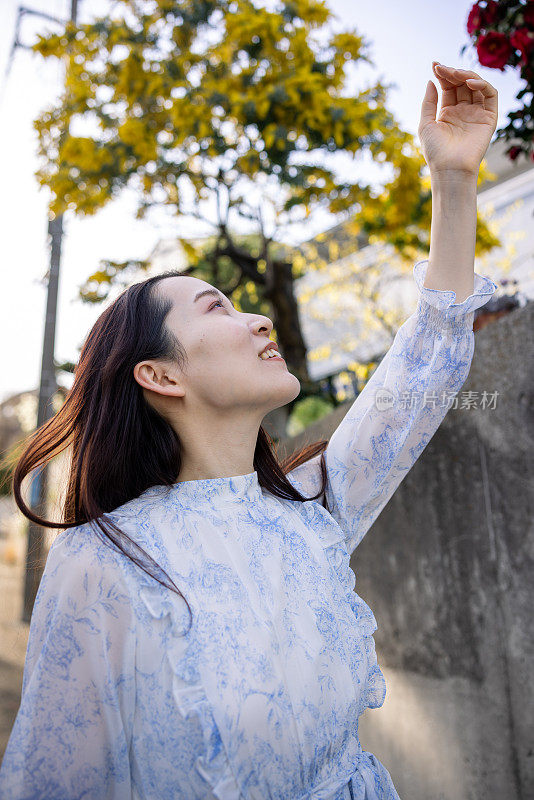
[193,288,233,307]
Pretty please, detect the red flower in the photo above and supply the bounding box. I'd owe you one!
[467,0,503,35]
[483,1,502,27]
[467,3,484,35]
[510,27,534,66]
[477,31,514,69]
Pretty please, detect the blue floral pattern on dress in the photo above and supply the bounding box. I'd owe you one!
[0,260,497,799]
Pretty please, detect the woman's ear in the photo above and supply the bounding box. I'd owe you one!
[134,361,186,399]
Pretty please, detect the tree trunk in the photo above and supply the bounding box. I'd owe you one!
[264,255,314,394]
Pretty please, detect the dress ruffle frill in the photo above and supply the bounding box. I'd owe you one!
[298,501,387,719]
[138,578,244,800]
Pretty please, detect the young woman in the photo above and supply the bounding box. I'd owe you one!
[0,63,498,799]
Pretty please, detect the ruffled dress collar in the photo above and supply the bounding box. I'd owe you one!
[140,469,263,505]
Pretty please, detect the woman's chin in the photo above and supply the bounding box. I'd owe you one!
[261,375,300,411]
[284,374,302,401]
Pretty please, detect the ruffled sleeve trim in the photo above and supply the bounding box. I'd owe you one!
[413,259,498,317]
[138,578,242,800]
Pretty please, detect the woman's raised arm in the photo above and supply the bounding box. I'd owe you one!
[320,258,497,555]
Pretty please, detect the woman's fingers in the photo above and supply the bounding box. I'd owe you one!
[432,62,457,89]
[435,64,474,103]
[432,62,469,105]
[432,63,498,114]
[465,78,498,115]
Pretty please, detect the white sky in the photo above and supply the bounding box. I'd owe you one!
[0,0,523,403]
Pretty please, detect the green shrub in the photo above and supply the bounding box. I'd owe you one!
[286,396,334,437]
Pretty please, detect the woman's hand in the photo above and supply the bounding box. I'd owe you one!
[418,62,498,178]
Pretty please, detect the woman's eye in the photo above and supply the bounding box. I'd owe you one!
[209,300,224,310]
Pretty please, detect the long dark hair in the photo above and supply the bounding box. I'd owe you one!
[6,269,329,634]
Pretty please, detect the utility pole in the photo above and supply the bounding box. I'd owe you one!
[8,0,81,622]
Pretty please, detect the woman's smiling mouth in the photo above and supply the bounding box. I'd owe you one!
[258,348,285,361]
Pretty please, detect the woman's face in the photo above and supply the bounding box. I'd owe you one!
[144,275,301,417]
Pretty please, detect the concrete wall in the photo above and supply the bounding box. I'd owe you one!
[279,303,534,800]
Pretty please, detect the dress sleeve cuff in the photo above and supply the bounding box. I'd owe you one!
[413,259,498,318]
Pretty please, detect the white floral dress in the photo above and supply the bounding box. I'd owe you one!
[0,260,497,800]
